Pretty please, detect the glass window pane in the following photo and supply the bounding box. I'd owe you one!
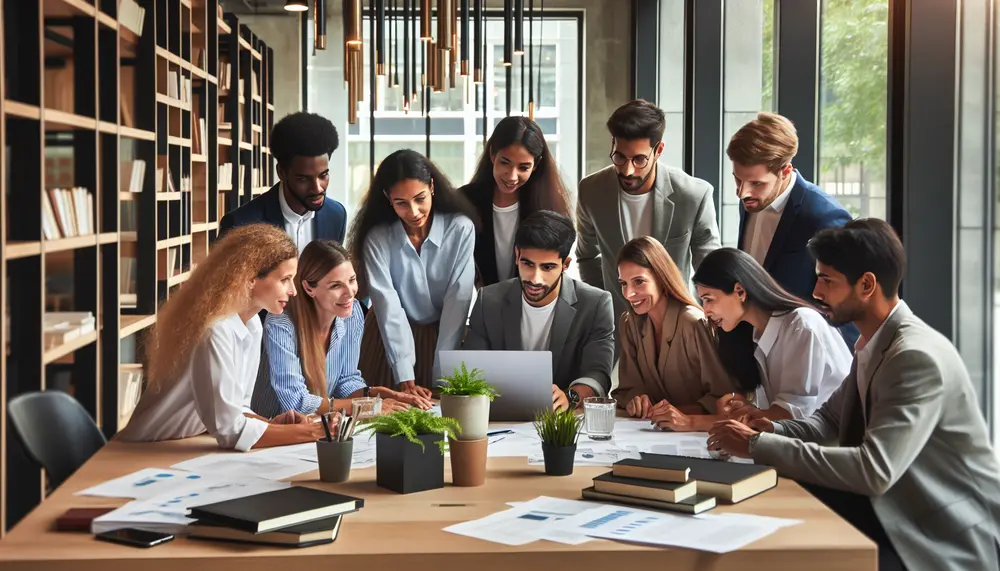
[818,0,889,220]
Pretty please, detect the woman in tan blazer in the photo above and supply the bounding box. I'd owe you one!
[613,237,737,431]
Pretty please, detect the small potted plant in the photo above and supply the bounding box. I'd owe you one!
[356,408,460,494]
[437,362,500,441]
[533,407,583,476]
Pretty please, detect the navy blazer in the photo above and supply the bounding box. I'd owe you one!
[737,171,859,347]
[218,183,348,244]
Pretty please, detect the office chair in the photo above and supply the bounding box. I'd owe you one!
[7,391,107,490]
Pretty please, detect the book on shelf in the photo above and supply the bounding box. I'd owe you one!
[118,0,146,37]
[188,515,343,548]
[44,187,94,239]
[43,312,96,349]
[218,163,233,187]
[120,257,137,302]
[120,160,147,194]
[118,365,143,428]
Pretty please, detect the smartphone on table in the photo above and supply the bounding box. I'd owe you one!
[95,527,175,548]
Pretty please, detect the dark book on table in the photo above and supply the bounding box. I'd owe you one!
[612,455,691,482]
[188,486,364,534]
[581,486,717,515]
[592,472,697,503]
[619,452,776,503]
[187,514,343,547]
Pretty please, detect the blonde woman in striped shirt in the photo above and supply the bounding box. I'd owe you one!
[253,239,433,418]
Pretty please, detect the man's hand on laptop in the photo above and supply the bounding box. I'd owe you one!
[551,385,569,411]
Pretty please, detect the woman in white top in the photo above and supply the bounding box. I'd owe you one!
[460,116,571,287]
[348,149,479,398]
[116,224,331,451]
[693,247,852,421]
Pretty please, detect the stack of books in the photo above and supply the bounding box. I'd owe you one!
[581,453,778,515]
[186,486,364,548]
[43,312,96,349]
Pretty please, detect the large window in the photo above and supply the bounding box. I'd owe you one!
[720,0,775,248]
[305,14,581,222]
[817,0,889,219]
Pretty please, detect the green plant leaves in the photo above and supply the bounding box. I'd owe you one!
[532,407,583,447]
[356,407,462,454]
[437,362,501,401]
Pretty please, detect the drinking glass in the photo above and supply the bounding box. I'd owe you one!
[583,397,616,441]
[351,397,382,420]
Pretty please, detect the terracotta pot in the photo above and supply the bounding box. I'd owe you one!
[448,437,487,487]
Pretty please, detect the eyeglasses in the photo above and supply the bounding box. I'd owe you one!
[610,148,655,169]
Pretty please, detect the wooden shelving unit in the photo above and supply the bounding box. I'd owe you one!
[0,0,274,534]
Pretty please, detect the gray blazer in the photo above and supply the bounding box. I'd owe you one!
[575,161,721,319]
[463,277,615,397]
[753,302,1000,571]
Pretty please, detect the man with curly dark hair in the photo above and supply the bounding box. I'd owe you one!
[220,112,347,251]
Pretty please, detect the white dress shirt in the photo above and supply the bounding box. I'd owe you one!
[751,306,852,418]
[855,300,905,418]
[116,314,268,451]
[520,295,558,351]
[278,183,315,254]
[743,171,796,265]
[493,202,520,281]
[364,211,476,385]
[619,189,655,241]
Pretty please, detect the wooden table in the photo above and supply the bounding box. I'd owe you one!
[0,436,875,571]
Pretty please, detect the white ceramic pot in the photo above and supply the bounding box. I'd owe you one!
[440,394,490,440]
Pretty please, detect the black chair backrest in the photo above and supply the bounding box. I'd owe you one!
[7,391,107,490]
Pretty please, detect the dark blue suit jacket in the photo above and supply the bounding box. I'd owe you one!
[738,171,859,347]
[218,183,347,244]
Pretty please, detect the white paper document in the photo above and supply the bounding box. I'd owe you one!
[171,451,318,481]
[74,468,211,500]
[526,446,641,467]
[444,496,600,546]
[551,504,802,553]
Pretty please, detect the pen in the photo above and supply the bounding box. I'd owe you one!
[487,429,513,436]
[321,412,333,442]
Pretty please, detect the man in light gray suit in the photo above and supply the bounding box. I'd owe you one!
[576,99,721,321]
[709,219,1000,571]
[464,211,615,412]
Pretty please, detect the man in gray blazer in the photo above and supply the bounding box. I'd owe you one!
[576,99,721,321]
[464,211,615,411]
[709,219,1000,571]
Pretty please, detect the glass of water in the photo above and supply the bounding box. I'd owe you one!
[351,397,382,420]
[583,397,616,441]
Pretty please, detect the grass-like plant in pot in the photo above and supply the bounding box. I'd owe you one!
[533,407,583,476]
[438,362,500,441]
[356,408,460,494]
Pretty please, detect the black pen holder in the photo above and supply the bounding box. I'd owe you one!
[316,437,353,483]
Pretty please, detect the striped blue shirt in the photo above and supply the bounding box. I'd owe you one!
[251,300,368,418]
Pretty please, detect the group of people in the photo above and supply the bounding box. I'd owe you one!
[115,101,1000,571]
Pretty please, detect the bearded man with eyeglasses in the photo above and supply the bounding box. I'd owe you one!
[576,99,721,327]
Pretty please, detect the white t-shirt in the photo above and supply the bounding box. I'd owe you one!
[278,183,315,254]
[742,171,796,264]
[520,295,558,351]
[493,202,520,281]
[619,189,655,241]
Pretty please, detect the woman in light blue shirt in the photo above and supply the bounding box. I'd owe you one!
[252,239,433,418]
[348,150,479,398]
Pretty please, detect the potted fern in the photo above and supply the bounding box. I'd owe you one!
[533,407,583,476]
[356,408,460,494]
[437,362,500,441]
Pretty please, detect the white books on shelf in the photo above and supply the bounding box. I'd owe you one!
[45,187,94,239]
[118,0,146,36]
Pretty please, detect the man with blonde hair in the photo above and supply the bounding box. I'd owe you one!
[727,112,856,346]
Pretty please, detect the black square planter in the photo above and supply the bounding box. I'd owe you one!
[375,432,445,494]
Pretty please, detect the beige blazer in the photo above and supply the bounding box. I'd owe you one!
[612,297,737,412]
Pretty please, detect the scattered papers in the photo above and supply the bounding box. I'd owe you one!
[75,468,210,500]
[444,496,598,546]
[253,436,377,470]
[550,504,802,553]
[171,451,318,481]
[527,446,641,467]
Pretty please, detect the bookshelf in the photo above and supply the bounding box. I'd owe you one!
[0,0,275,534]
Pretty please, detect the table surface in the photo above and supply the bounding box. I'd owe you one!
[0,435,876,571]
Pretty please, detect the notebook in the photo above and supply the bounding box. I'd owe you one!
[188,514,343,547]
[188,486,364,533]
[581,487,717,515]
[592,472,698,503]
[624,453,777,503]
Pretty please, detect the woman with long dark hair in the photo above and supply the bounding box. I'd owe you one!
[461,116,571,286]
[614,237,737,431]
[347,149,479,399]
[252,240,432,418]
[693,248,851,421]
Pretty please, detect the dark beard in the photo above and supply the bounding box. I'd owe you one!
[520,272,564,303]
[617,164,656,194]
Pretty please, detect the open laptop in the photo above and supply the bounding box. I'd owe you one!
[437,350,552,422]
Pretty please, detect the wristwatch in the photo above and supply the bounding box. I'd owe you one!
[747,432,762,455]
[566,388,581,409]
